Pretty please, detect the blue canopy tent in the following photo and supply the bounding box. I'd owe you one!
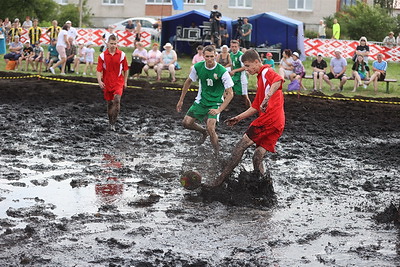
[234,12,305,60]
[161,9,233,55]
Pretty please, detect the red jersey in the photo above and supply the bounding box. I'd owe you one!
[246,65,285,152]
[97,48,129,96]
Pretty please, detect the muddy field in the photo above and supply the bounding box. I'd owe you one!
[0,71,399,266]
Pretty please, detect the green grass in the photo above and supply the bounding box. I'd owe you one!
[2,46,399,98]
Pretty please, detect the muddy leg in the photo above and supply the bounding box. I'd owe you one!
[107,94,121,126]
[182,115,208,143]
[253,146,267,174]
[209,134,254,187]
[206,118,218,156]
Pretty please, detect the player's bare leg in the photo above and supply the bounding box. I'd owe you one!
[182,115,208,144]
[242,94,251,108]
[208,134,254,187]
[206,118,219,156]
[107,94,121,131]
[253,146,267,175]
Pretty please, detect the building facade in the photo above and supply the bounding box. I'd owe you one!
[59,0,373,29]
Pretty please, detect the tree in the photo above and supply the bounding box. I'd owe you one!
[57,1,92,27]
[0,0,59,23]
[325,1,396,41]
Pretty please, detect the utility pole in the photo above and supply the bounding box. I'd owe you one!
[79,0,83,27]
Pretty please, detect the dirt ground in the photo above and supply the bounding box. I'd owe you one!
[0,71,400,266]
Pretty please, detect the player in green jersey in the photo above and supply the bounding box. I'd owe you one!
[176,45,234,156]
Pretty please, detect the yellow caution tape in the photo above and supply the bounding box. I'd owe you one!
[1,75,399,105]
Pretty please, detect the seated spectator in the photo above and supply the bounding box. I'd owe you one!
[354,36,370,64]
[397,32,400,46]
[278,49,294,80]
[364,53,387,93]
[65,37,77,73]
[263,52,275,69]
[216,45,232,70]
[323,50,347,91]
[18,40,33,71]
[129,41,147,79]
[192,45,204,65]
[290,52,306,90]
[351,55,369,92]
[28,41,44,72]
[125,20,135,33]
[382,32,396,48]
[45,38,59,72]
[220,24,229,46]
[4,35,23,69]
[73,40,86,74]
[143,43,162,77]
[311,53,327,91]
[156,42,178,82]
[82,41,95,75]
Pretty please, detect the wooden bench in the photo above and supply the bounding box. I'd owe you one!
[303,75,396,93]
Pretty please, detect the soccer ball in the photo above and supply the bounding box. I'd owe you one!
[180,170,202,190]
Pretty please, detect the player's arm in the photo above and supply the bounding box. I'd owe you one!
[176,78,192,112]
[96,57,105,89]
[260,80,282,112]
[209,87,233,116]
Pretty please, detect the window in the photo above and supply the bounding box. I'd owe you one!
[54,0,68,4]
[184,0,205,4]
[288,0,312,11]
[229,0,252,8]
[103,0,123,4]
[146,0,171,3]
[340,0,356,9]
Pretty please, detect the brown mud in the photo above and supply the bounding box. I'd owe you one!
[0,71,400,266]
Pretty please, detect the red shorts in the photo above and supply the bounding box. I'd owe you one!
[245,124,283,153]
[103,86,123,101]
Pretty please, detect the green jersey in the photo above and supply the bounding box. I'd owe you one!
[230,51,244,82]
[191,61,234,106]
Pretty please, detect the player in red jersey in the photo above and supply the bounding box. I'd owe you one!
[208,49,285,187]
[96,35,129,131]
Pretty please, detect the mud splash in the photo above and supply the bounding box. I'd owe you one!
[0,73,399,266]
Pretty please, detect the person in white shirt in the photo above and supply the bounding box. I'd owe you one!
[73,40,86,74]
[65,20,78,42]
[83,41,95,76]
[143,43,162,77]
[49,24,70,75]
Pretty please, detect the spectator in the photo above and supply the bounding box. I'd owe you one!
[0,20,6,55]
[14,18,21,28]
[65,20,78,42]
[18,41,33,71]
[290,52,306,90]
[311,53,327,91]
[220,24,229,46]
[4,35,23,68]
[3,18,12,42]
[45,38,59,72]
[396,32,400,46]
[209,4,222,47]
[241,17,252,49]
[50,24,70,75]
[263,52,275,69]
[8,22,22,43]
[229,40,251,108]
[382,31,396,48]
[29,41,44,73]
[332,18,340,40]
[101,25,118,52]
[192,45,204,65]
[278,49,294,80]
[216,44,232,69]
[46,20,61,40]
[22,16,32,30]
[125,20,134,33]
[156,42,177,82]
[364,53,387,93]
[83,41,95,76]
[65,37,77,73]
[351,55,369,93]
[129,41,147,79]
[318,20,326,39]
[354,36,370,63]
[73,40,86,74]
[323,50,347,91]
[134,20,141,46]
[143,43,162,77]
[28,19,42,45]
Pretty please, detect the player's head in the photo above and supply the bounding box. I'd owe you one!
[107,34,118,51]
[241,49,262,75]
[230,40,240,53]
[213,4,218,9]
[203,45,216,65]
